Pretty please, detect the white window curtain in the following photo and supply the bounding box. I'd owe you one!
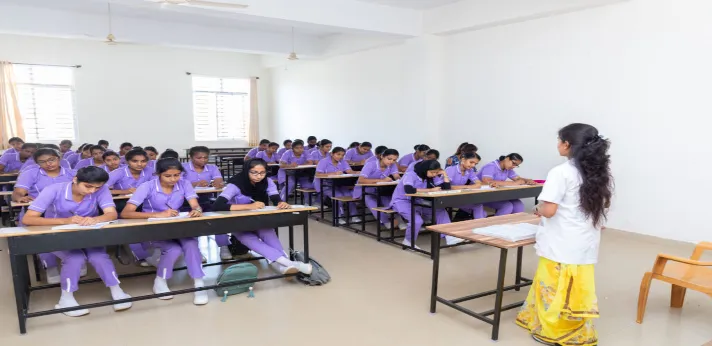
[0,62,25,150]
[248,77,260,147]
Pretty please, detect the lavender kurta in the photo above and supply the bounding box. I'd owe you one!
[352,160,398,199]
[476,160,519,182]
[15,167,75,198]
[314,157,351,193]
[398,153,419,169]
[255,151,279,163]
[182,162,222,184]
[344,148,374,163]
[107,166,154,190]
[277,150,310,184]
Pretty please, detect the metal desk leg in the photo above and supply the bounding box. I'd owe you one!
[431,199,436,259]
[10,251,30,334]
[284,175,290,205]
[319,178,325,221]
[491,248,509,341]
[302,212,310,262]
[409,198,416,250]
[288,226,294,260]
[360,186,366,234]
[430,231,440,313]
[515,246,523,291]
[331,182,337,227]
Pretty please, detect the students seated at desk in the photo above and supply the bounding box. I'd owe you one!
[102,151,123,173]
[398,144,429,173]
[446,143,478,168]
[390,160,462,248]
[476,153,537,216]
[22,167,133,316]
[75,145,106,170]
[445,152,485,219]
[2,137,24,157]
[0,143,37,173]
[107,149,152,195]
[13,148,76,284]
[406,149,439,173]
[256,142,280,163]
[366,145,388,164]
[59,140,73,158]
[308,139,332,164]
[278,140,314,201]
[245,139,270,160]
[276,139,292,161]
[315,146,358,224]
[20,144,71,172]
[213,159,313,275]
[306,136,318,152]
[121,158,208,305]
[354,148,401,228]
[345,141,374,166]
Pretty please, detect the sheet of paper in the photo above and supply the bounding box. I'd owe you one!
[426,189,463,195]
[51,220,118,230]
[0,227,31,235]
[194,187,215,191]
[478,185,494,190]
[340,174,360,177]
[148,212,190,222]
[297,165,316,168]
[376,180,399,185]
[472,223,540,242]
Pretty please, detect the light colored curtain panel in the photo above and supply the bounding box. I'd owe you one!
[0,62,25,150]
[248,77,260,147]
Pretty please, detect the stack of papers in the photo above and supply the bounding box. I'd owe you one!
[426,189,463,195]
[472,223,540,242]
[51,220,118,230]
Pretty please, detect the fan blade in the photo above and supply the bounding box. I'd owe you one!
[184,0,248,9]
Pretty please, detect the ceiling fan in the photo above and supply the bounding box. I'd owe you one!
[149,0,249,9]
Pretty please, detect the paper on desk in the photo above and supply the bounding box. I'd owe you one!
[297,165,316,168]
[51,220,119,230]
[0,227,31,235]
[478,185,494,190]
[194,186,215,191]
[376,180,399,185]
[426,189,462,195]
[472,223,540,242]
[148,212,190,221]
[340,174,360,177]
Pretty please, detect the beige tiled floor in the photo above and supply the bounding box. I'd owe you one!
[0,222,710,346]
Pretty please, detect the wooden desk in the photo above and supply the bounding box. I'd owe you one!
[403,185,543,256]
[0,180,17,185]
[426,213,539,341]
[316,174,360,226]
[350,181,399,238]
[282,165,317,205]
[1,206,317,334]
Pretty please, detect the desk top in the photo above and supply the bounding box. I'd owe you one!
[426,213,539,249]
[10,188,225,207]
[0,173,19,177]
[0,206,318,238]
[282,165,317,170]
[356,181,398,187]
[0,180,17,185]
[318,173,361,179]
[406,184,541,198]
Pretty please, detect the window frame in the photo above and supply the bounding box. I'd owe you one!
[191,75,250,142]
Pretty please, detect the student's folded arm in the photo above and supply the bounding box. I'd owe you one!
[398,165,408,172]
[358,177,382,184]
[21,210,69,226]
[0,164,5,171]
[404,185,418,194]
[11,188,29,202]
[95,207,118,222]
[269,194,282,206]
[120,203,158,219]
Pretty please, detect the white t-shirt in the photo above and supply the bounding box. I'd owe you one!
[535,160,601,265]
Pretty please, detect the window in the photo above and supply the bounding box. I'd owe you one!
[14,64,77,142]
[192,76,250,141]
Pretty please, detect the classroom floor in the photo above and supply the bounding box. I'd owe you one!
[0,221,710,346]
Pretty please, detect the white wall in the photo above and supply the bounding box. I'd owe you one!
[0,34,270,153]
[441,0,712,242]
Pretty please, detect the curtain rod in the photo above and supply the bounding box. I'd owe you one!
[185,72,258,79]
[11,62,81,68]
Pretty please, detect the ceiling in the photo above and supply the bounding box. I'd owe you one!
[355,0,464,9]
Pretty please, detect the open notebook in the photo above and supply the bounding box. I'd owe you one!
[51,220,119,230]
[472,222,540,242]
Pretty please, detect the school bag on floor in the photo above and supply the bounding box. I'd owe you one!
[291,250,331,286]
[215,263,258,300]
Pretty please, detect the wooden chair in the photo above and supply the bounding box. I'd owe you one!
[637,241,712,323]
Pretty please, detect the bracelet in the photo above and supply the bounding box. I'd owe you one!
[193,207,203,213]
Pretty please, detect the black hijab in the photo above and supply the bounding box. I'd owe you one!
[227,159,270,204]
[414,160,441,188]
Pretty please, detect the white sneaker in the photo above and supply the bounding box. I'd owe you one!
[142,251,161,268]
[193,290,209,305]
[295,261,313,275]
[153,278,173,300]
[56,296,89,317]
[80,264,88,277]
[279,265,300,276]
[350,217,362,223]
[219,246,233,260]
[445,235,465,246]
[398,223,407,231]
[46,267,60,284]
[112,292,133,312]
[401,239,422,250]
[338,218,346,225]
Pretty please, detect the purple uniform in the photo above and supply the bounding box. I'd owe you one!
[310,150,330,163]
[246,147,261,158]
[476,160,524,216]
[344,148,374,164]
[354,160,399,225]
[2,148,18,156]
[275,148,288,161]
[107,166,153,191]
[19,157,72,173]
[398,153,419,169]
[405,159,424,173]
[182,162,222,184]
[0,152,26,172]
[66,153,81,168]
[74,158,104,170]
[445,165,485,219]
[365,155,379,164]
[277,150,313,200]
[255,150,279,163]
[219,181,287,262]
[316,157,356,216]
[16,166,75,198]
[28,182,119,293]
[390,171,450,242]
[127,179,204,280]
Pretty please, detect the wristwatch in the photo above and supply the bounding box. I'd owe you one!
[193,207,203,213]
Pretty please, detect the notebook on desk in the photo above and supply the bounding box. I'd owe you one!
[472,223,540,242]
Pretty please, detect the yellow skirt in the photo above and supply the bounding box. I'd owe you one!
[515,257,599,346]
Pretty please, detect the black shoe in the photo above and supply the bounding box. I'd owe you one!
[531,334,559,346]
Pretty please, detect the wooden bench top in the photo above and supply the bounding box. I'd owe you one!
[371,207,396,214]
[0,181,17,185]
[317,173,360,179]
[0,173,19,177]
[283,165,317,170]
[426,213,540,249]
[406,184,541,198]
[356,181,399,187]
[331,196,360,202]
[296,188,317,193]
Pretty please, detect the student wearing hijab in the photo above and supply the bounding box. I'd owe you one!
[278,140,314,201]
[213,159,313,275]
[398,144,430,173]
[121,158,208,305]
[315,146,358,224]
[22,167,133,316]
[245,139,271,160]
[477,153,537,215]
[276,140,292,161]
[345,142,374,166]
[366,146,388,164]
[308,139,332,164]
[0,143,37,173]
[390,160,462,248]
[255,142,280,163]
[354,148,401,228]
[445,152,485,219]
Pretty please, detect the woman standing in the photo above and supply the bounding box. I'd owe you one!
[516,123,612,346]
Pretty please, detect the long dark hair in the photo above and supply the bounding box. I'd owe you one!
[558,123,613,228]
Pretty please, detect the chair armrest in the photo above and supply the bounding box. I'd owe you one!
[652,253,712,274]
[691,241,712,260]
